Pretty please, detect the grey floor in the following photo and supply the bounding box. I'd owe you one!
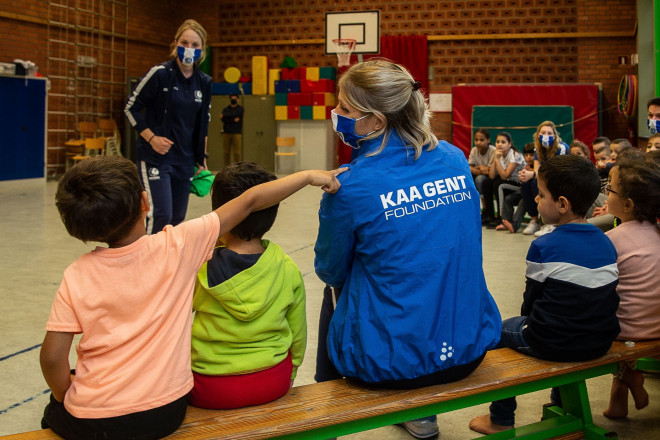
[0,177,658,439]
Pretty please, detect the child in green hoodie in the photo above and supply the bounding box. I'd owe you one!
[189,161,307,409]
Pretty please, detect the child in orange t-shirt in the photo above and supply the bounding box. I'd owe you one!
[40,156,343,440]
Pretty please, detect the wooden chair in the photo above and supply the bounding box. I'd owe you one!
[274,137,297,174]
[65,121,97,169]
[97,118,122,156]
[72,136,107,163]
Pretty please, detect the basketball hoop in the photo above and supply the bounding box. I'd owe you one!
[332,38,356,67]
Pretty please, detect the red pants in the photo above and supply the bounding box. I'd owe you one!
[188,353,292,409]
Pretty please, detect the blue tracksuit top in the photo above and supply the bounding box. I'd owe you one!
[124,59,212,167]
[314,132,502,383]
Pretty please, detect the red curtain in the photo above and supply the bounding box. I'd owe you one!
[379,35,429,94]
[335,35,429,166]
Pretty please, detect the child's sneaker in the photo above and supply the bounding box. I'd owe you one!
[398,418,440,439]
[534,224,556,237]
[522,219,539,235]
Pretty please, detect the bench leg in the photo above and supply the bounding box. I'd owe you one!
[542,381,618,440]
[635,357,660,373]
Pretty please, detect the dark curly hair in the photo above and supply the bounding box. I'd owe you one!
[211,161,278,240]
[55,156,144,244]
[615,161,660,224]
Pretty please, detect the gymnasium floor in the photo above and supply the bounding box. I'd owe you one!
[1,176,658,439]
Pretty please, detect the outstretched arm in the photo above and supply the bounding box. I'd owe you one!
[214,168,346,238]
[40,331,75,402]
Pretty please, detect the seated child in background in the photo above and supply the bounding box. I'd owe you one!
[569,139,591,158]
[602,161,660,419]
[592,136,611,161]
[596,138,631,177]
[39,156,343,440]
[589,148,645,232]
[468,128,496,221]
[646,133,660,152]
[495,143,535,233]
[480,131,526,228]
[569,141,607,218]
[189,162,307,410]
[469,155,620,435]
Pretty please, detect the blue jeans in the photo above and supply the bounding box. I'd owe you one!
[489,317,561,426]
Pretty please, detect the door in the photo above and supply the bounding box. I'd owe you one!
[242,95,276,171]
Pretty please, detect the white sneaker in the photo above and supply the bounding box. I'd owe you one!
[522,219,540,235]
[534,224,556,237]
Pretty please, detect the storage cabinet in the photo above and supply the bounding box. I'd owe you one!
[0,75,47,181]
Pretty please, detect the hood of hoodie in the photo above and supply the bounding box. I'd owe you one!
[194,240,289,322]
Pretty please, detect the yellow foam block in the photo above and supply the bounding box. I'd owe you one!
[324,93,336,107]
[306,67,320,81]
[252,56,268,95]
[313,106,327,120]
[275,105,288,120]
[268,69,281,95]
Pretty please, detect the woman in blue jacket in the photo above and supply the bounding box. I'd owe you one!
[125,19,212,234]
[314,60,501,438]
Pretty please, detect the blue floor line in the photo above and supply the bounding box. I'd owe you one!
[0,389,50,415]
[0,344,42,362]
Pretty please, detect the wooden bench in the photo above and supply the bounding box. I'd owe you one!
[3,340,659,440]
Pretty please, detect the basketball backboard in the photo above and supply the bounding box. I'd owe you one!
[325,11,380,55]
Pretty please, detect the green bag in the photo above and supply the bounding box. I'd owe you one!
[190,168,215,197]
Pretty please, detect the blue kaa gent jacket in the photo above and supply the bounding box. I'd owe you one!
[314,132,502,384]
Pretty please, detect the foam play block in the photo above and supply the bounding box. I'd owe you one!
[211,82,240,95]
[274,80,287,94]
[318,79,336,92]
[268,69,281,95]
[251,56,268,95]
[275,93,288,106]
[319,66,337,80]
[312,93,325,106]
[306,67,320,81]
[280,68,298,80]
[300,106,313,120]
[297,67,307,80]
[324,92,336,106]
[286,80,301,93]
[313,105,327,120]
[287,105,300,119]
[275,106,288,120]
[326,106,333,119]
[288,92,312,106]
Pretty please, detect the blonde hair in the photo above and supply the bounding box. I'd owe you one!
[338,59,437,159]
[534,120,562,162]
[169,19,207,64]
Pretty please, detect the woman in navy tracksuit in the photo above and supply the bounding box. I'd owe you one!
[125,19,212,234]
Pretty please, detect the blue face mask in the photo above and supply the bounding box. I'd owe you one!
[177,46,201,66]
[648,118,660,135]
[540,134,554,148]
[331,109,376,149]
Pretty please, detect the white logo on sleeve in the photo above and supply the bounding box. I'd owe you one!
[379,175,472,220]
